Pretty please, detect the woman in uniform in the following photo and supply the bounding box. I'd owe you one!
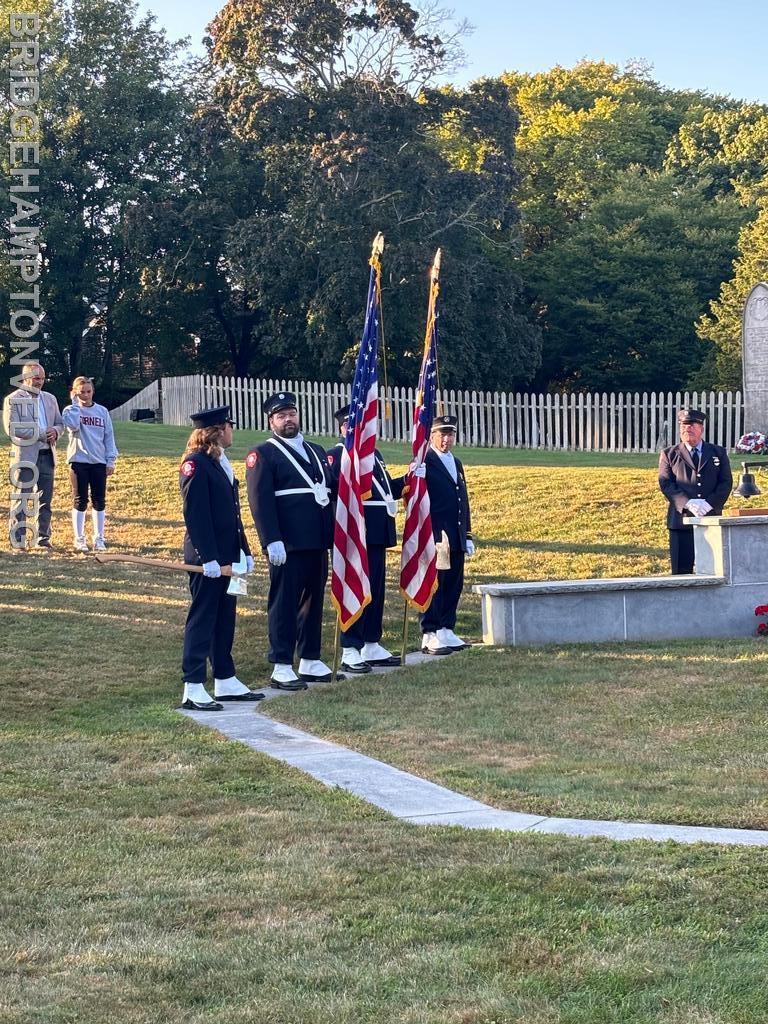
[179,405,263,709]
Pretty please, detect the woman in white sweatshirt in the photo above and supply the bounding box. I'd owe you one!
[62,377,119,552]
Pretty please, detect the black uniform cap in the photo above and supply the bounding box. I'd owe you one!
[190,405,234,428]
[334,404,351,425]
[263,391,297,417]
[431,414,458,432]
[678,408,707,425]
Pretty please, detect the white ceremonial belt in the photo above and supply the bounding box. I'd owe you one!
[275,487,330,497]
[365,500,390,507]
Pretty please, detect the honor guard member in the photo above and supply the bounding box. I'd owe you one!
[659,408,732,575]
[421,414,475,654]
[179,405,262,710]
[246,392,335,690]
[327,405,406,672]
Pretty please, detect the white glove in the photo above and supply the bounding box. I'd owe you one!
[685,499,711,517]
[465,539,476,557]
[267,541,287,565]
[245,555,254,573]
[409,462,426,478]
[202,560,221,578]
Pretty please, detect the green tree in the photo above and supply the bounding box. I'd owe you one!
[696,200,768,389]
[2,0,188,401]
[203,0,541,389]
[502,60,714,252]
[527,169,746,391]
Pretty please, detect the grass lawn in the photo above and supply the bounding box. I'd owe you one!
[2,424,767,1022]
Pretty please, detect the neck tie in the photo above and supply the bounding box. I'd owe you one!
[691,448,699,469]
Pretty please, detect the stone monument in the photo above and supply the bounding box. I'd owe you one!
[742,281,768,430]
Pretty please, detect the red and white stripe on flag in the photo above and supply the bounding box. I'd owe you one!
[330,244,382,630]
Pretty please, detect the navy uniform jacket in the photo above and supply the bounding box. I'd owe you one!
[179,452,251,566]
[425,448,472,551]
[246,437,334,551]
[326,443,405,547]
[658,442,733,529]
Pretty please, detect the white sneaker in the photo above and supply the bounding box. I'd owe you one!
[73,536,88,553]
[340,647,372,673]
[360,642,400,666]
[270,664,306,691]
[214,675,265,702]
[93,536,107,552]
[437,628,468,650]
[421,631,453,655]
[298,658,333,681]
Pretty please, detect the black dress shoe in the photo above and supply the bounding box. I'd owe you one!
[271,678,309,691]
[421,645,453,656]
[298,671,333,682]
[365,655,401,666]
[339,662,372,674]
[180,698,224,711]
[215,691,266,702]
[35,538,52,548]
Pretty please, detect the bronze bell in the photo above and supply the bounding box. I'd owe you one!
[733,465,762,498]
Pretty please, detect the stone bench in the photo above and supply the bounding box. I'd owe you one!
[473,515,768,646]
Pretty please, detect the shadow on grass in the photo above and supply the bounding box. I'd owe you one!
[483,537,668,558]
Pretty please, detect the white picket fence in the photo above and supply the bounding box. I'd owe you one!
[111,374,745,451]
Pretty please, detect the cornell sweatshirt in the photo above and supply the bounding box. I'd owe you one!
[62,402,119,467]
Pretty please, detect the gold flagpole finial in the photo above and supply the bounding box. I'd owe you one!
[431,248,441,281]
[371,232,385,258]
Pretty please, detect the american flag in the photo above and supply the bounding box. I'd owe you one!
[330,235,383,630]
[399,249,440,611]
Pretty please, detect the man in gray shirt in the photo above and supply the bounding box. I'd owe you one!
[2,362,63,549]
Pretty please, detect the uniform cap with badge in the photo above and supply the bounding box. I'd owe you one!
[189,405,235,428]
[334,404,351,425]
[431,414,458,432]
[677,409,706,425]
[263,392,297,417]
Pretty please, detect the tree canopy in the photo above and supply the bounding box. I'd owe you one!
[3,5,768,401]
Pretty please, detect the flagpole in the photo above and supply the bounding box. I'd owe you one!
[331,614,342,680]
[401,599,409,665]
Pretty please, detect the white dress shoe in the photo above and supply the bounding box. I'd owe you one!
[181,682,223,711]
[270,664,307,691]
[298,658,333,682]
[360,642,401,666]
[421,632,453,656]
[340,648,372,673]
[214,675,265,701]
[437,628,469,650]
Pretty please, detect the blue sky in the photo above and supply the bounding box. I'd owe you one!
[136,0,767,104]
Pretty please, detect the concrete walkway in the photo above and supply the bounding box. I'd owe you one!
[180,655,768,848]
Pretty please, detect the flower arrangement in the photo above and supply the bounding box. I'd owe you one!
[755,604,768,635]
[736,431,767,454]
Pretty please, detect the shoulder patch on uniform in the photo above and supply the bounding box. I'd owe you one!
[180,460,196,478]
[327,453,334,465]
[246,451,259,469]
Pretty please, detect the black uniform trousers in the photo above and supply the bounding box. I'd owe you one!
[669,528,695,575]
[421,549,465,633]
[182,573,237,684]
[342,543,387,649]
[268,549,328,664]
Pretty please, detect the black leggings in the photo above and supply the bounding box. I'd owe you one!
[70,463,107,512]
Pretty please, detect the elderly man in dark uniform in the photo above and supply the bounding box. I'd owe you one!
[659,408,733,574]
[179,404,262,710]
[421,414,475,655]
[327,405,406,672]
[246,392,334,690]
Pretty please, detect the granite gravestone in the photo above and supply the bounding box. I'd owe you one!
[743,282,768,430]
